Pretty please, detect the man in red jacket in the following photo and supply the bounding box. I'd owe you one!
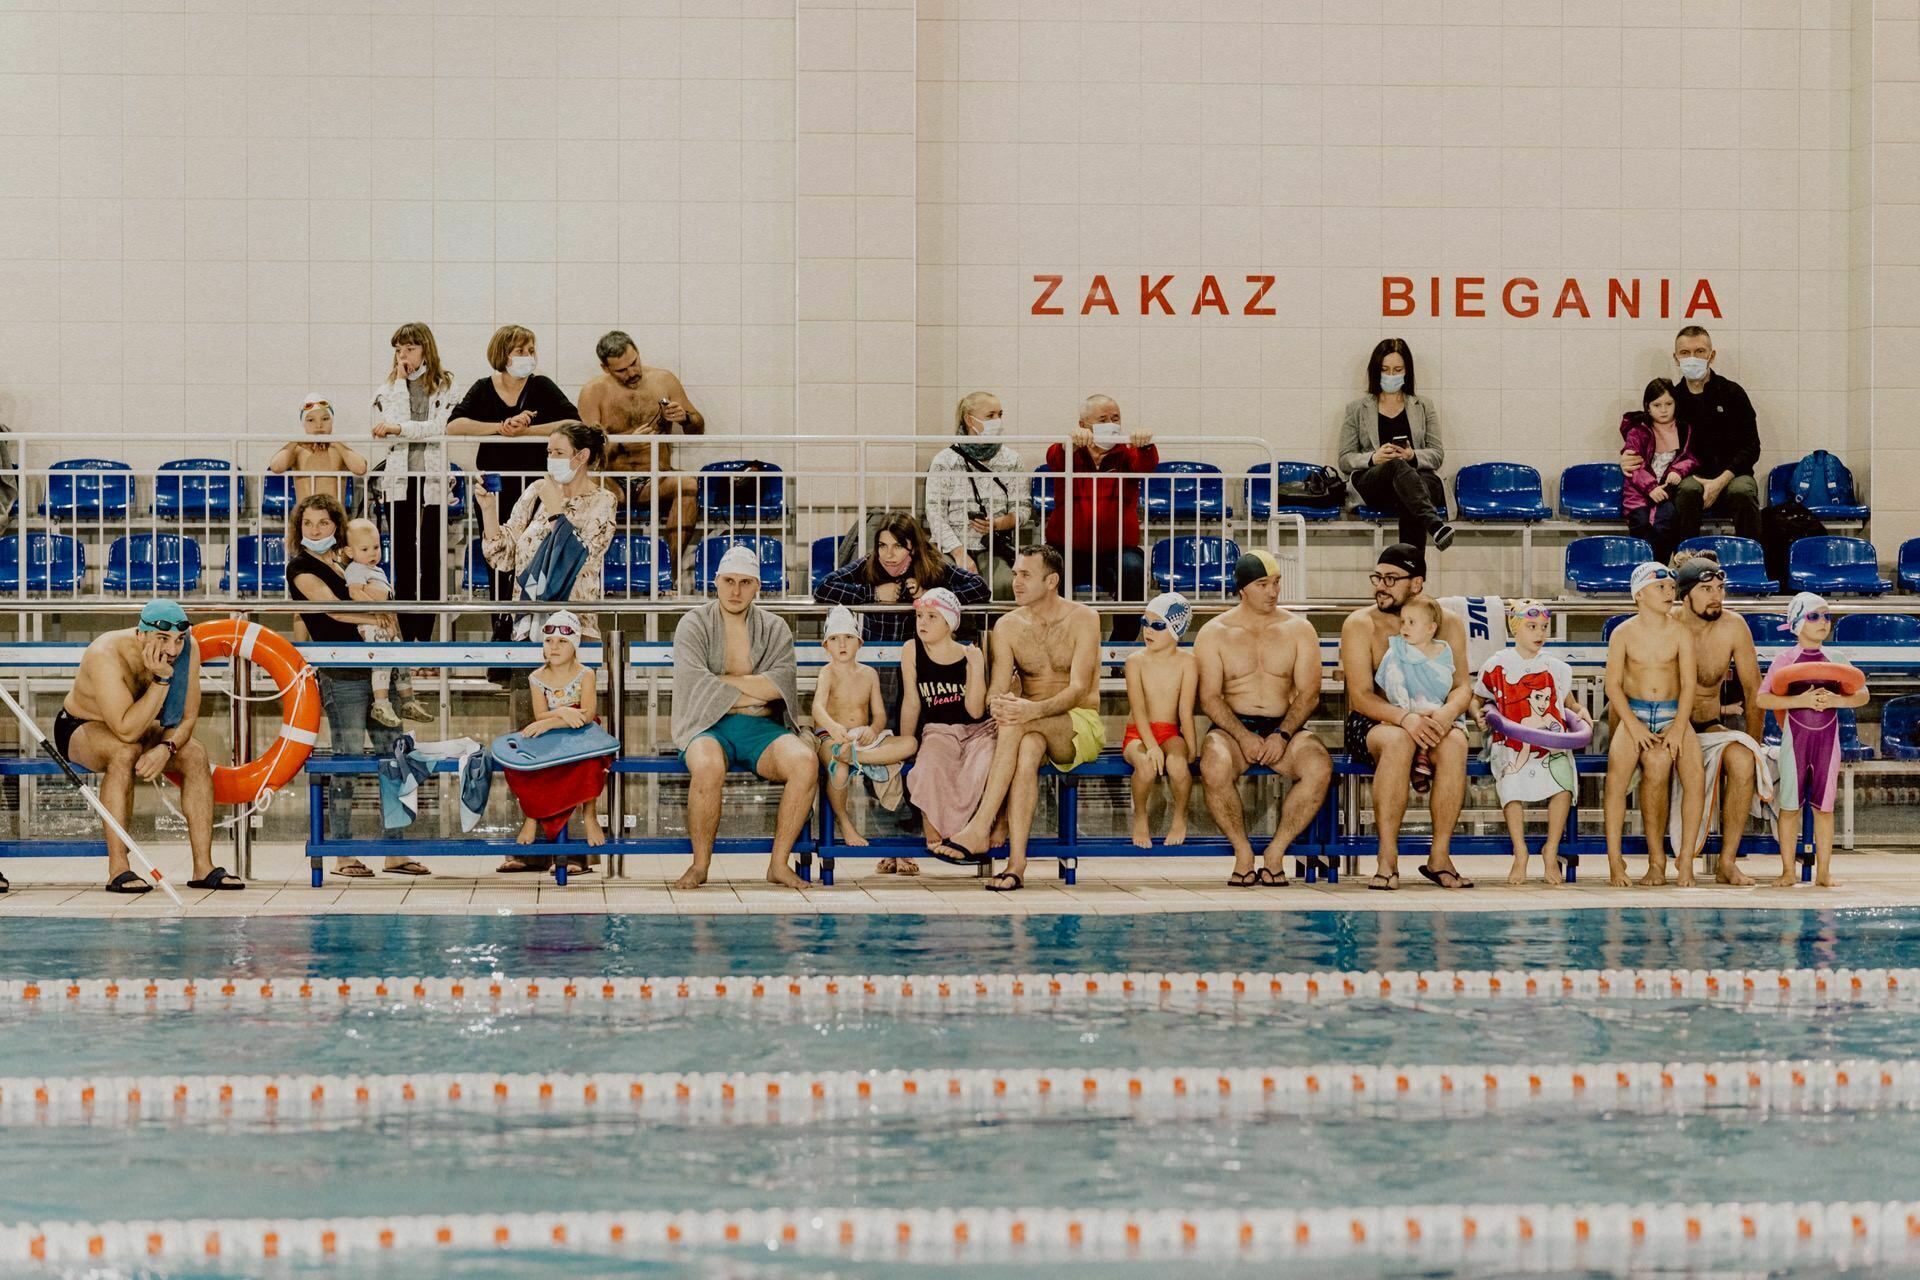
[1045,395,1158,642]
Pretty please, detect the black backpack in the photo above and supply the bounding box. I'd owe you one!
[1273,464,1346,510]
[1760,497,1827,586]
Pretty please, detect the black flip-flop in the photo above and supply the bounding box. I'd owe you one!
[188,867,245,890]
[105,871,152,894]
[1254,867,1289,888]
[1367,872,1398,891]
[1418,865,1474,890]
[0,871,9,893]
[983,870,1023,892]
[1227,869,1260,887]
[928,839,990,866]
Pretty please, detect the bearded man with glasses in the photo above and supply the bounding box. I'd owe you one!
[1337,544,1473,890]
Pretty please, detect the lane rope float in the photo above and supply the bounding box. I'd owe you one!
[6,967,1920,1012]
[6,1199,1918,1266]
[1,1058,1915,1128]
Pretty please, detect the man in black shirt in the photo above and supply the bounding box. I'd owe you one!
[1633,325,1762,541]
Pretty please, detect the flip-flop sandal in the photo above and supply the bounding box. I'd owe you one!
[105,871,152,894]
[983,871,1023,893]
[0,871,9,893]
[1227,869,1261,887]
[1254,867,1290,887]
[382,861,432,876]
[188,867,245,890]
[1367,872,1399,891]
[495,858,541,873]
[928,839,990,866]
[1418,865,1474,890]
[331,862,375,879]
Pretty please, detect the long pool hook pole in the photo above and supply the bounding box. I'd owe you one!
[0,682,185,908]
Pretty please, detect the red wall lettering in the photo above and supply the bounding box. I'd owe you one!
[1030,275,1064,316]
[1552,280,1589,318]
[1383,277,1414,317]
[1503,279,1539,318]
[1081,275,1118,315]
[1379,276,1724,320]
[1455,277,1486,318]
[1243,275,1276,316]
[1191,275,1228,315]
[1140,275,1175,314]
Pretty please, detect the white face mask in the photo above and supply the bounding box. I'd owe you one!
[405,363,426,382]
[1379,373,1405,394]
[1677,356,1709,380]
[547,455,578,484]
[507,355,536,379]
[977,418,1004,438]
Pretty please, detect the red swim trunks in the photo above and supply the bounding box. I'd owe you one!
[1122,721,1181,750]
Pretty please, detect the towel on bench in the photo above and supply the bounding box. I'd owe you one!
[378,735,488,832]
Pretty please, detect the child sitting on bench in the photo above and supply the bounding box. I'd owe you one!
[1374,595,1457,793]
[1472,601,1591,885]
[1756,592,1868,888]
[514,608,605,854]
[1122,591,1196,848]
[812,605,916,861]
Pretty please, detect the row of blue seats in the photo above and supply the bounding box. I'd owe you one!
[1567,533,1904,596]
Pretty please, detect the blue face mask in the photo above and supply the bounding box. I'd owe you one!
[1380,374,1406,394]
[301,536,336,554]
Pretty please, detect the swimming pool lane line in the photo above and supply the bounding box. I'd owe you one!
[2,1058,1916,1128]
[6,966,1919,1010]
[6,1200,1916,1268]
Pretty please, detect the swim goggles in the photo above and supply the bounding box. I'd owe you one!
[541,621,578,638]
[139,619,191,634]
[1509,604,1553,622]
[1140,617,1171,631]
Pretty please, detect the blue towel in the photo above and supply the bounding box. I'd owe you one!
[517,516,588,603]
[376,734,492,832]
[158,643,190,728]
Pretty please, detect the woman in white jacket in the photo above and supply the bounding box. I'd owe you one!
[922,391,1028,598]
[370,322,457,652]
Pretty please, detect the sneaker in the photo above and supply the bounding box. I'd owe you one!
[369,701,403,728]
[397,698,435,723]
[1431,522,1456,551]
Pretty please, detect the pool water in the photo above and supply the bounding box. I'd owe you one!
[7,908,1920,1277]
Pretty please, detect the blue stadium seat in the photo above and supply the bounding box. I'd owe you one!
[601,534,672,597]
[0,533,84,593]
[1355,493,1449,523]
[462,539,490,593]
[1768,457,1869,521]
[1243,463,1343,522]
[447,463,469,519]
[1901,538,1920,593]
[1150,536,1241,595]
[1601,613,1631,641]
[1677,535,1778,596]
[1141,461,1227,521]
[1743,613,1787,645]
[1453,462,1550,521]
[103,532,201,594]
[40,459,132,520]
[1558,463,1623,521]
[1881,695,1920,761]
[698,461,785,524]
[1788,537,1890,595]
[1565,535,1653,595]
[694,535,786,594]
[220,535,287,596]
[811,535,839,591]
[1031,461,1058,519]
[1834,613,1920,645]
[262,472,357,520]
[155,458,245,521]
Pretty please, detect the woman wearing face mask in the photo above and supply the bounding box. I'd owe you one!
[286,493,424,878]
[1337,338,1454,553]
[476,422,617,874]
[370,323,456,659]
[449,326,582,656]
[923,391,1028,599]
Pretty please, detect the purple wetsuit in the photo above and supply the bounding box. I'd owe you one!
[1763,646,1841,813]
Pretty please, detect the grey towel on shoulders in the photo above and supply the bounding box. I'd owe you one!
[670,601,800,750]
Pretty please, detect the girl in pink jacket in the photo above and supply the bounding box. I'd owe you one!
[1619,377,1701,563]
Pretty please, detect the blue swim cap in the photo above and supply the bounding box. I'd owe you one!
[137,599,189,633]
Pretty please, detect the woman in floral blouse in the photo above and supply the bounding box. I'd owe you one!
[476,422,619,642]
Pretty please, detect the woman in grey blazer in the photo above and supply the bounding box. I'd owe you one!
[1336,339,1455,552]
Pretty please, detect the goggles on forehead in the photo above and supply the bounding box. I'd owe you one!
[1689,568,1727,584]
[1509,605,1553,622]
[541,622,578,637]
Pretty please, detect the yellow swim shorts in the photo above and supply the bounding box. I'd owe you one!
[1054,706,1106,772]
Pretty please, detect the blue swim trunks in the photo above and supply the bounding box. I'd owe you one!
[686,713,791,772]
[1628,698,1679,734]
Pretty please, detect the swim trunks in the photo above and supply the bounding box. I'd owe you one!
[52,707,89,762]
[1122,721,1181,751]
[1236,714,1288,740]
[686,713,791,772]
[1343,711,1377,766]
[1628,698,1679,734]
[1053,706,1105,771]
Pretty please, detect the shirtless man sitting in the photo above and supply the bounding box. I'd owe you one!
[1602,562,1705,887]
[670,546,815,890]
[1671,552,1762,885]
[56,600,242,893]
[578,329,706,571]
[1196,550,1332,887]
[929,544,1103,892]
[1338,544,1473,890]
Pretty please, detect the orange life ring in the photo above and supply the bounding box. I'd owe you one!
[188,619,322,805]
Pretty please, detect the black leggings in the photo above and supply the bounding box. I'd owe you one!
[386,487,445,643]
[1353,459,1446,549]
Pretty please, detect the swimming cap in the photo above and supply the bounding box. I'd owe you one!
[1629,561,1672,599]
[1785,591,1829,635]
[541,609,580,637]
[1234,550,1283,591]
[823,605,861,639]
[1145,591,1191,638]
[715,544,760,582]
[137,599,189,633]
[1674,556,1726,597]
[915,587,962,631]
[1376,542,1425,579]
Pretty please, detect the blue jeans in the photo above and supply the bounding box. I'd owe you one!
[317,671,396,843]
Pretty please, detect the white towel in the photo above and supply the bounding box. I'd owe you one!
[1438,595,1507,676]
